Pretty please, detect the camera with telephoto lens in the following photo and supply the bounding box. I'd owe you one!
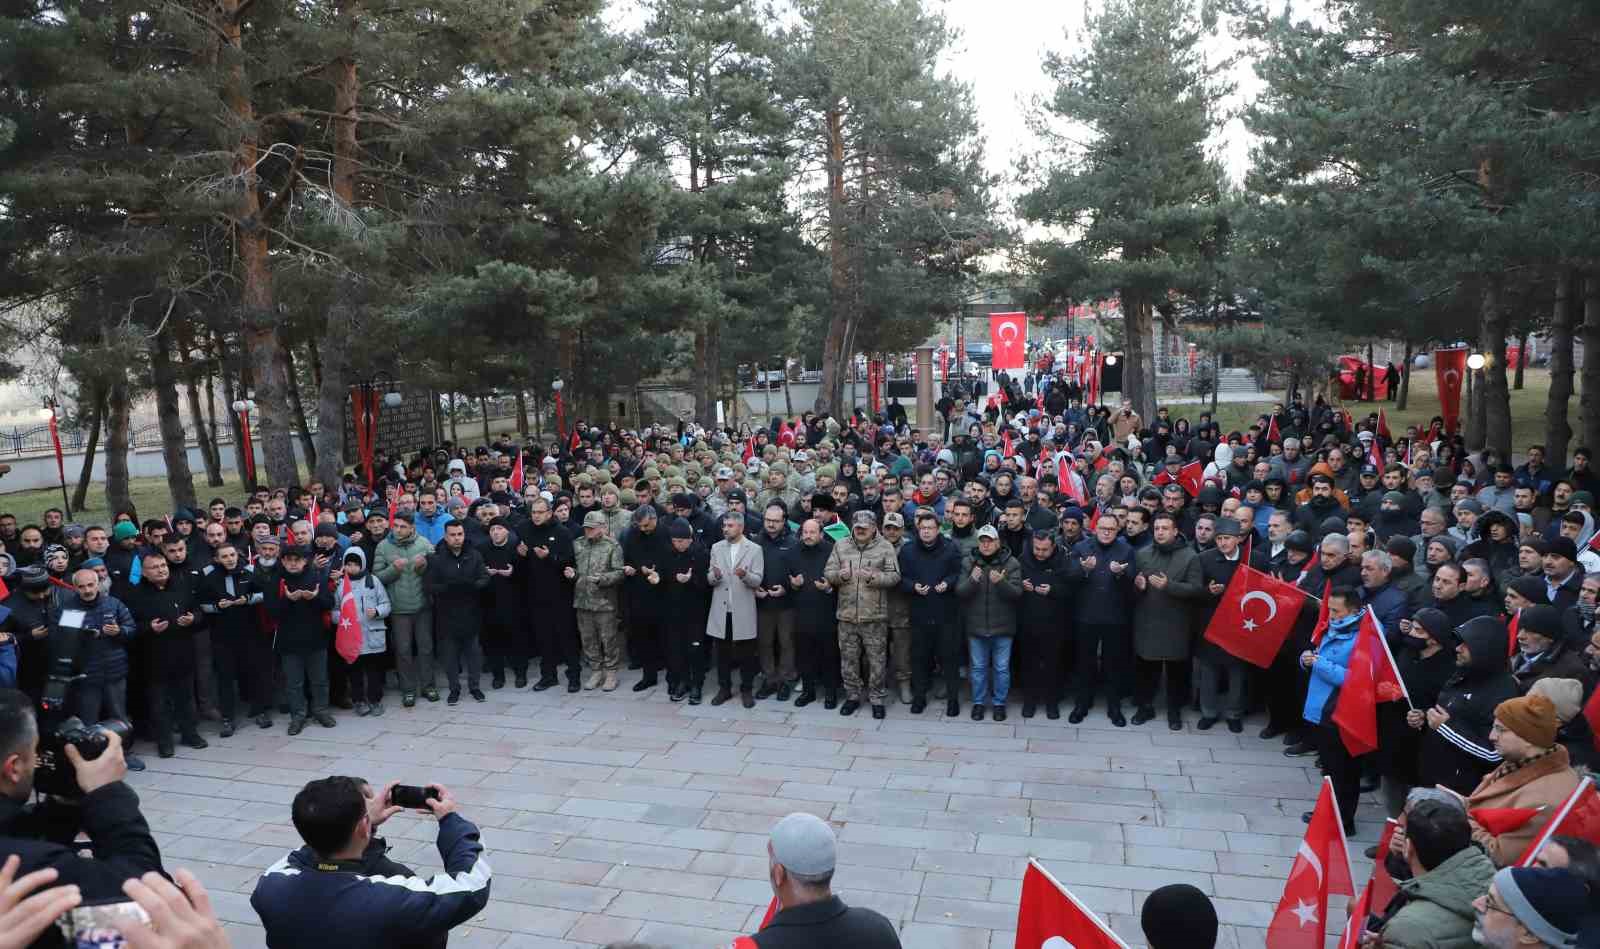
[33,622,133,798]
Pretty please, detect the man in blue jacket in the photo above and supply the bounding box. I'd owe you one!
[897,509,963,716]
[252,776,491,949]
[1299,585,1362,835]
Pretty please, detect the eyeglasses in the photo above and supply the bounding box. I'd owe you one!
[1481,892,1513,917]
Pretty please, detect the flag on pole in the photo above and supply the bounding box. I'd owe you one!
[1330,607,1409,756]
[1014,859,1130,949]
[1518,778,1600,866]
[1337,820,1400,949]
[308,497,321,527]
[1310,580,1333,644]
[1376,409,1392,443]
[509,451,525,493]
[1472,807,1545,837]
[334,574,362,665]
[1266,415,1281,445]
[1203,564,1309,668]
[1267,777,1354,949]
[1178,460,1205,498]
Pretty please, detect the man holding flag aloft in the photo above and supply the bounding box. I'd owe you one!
[1299,586,1367,835]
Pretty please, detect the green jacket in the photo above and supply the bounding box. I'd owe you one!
[573,534,624,612]
[1380,847,1496,949]
[1132,538,1203,661]
[955,546,1023,638]
[373,532,435,614]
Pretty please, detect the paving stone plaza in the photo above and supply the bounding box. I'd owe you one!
[129,685,1378,949]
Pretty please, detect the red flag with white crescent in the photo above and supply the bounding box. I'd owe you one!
[1518,778,1600,866]
[1330,607,1409,756]
[1434,349,1468,434]
[1267,778,1354,949]
[335,574,362,665]
[990,313,1027,370]
[509,451,525,493]
[1014,859,1129,949]
[1202,563,1308,668]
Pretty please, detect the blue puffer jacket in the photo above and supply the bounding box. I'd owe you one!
[50,590,137,679]
[1066,535,1135,626]
[1303,612,1360,725]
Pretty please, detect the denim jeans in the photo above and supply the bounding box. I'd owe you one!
[281,650,329,719]
[968,635,1013,707]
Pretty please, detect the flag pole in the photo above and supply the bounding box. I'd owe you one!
[1024,858,1133,949]
[1366,606,1415,711]
[1320,775,1356,895]
[1517,776,1594,867]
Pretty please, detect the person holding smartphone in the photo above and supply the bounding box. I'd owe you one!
[252,776,490,949]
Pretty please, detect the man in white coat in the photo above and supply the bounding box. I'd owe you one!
[707,510,765,708]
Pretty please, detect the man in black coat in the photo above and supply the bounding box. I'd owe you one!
[128,551,207,758]
[622,505,674,692]
[790,519,840,709]
[1195,521,1268,733]
[1065,516,1136,725]
[746,812,901,949]
[752,504,800,700]
[426,522,490,705]
[896,510,963,716]
[269,545,337,736]
[198,542,268,734]
[659,517,711,703]
[481,517,526,690]
[1418,615,1521,795]
[520,497,580,692]
[1016,529,1072,719]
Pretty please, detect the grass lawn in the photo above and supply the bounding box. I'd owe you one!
[1158,368,1574,446]
[0,473,252,529]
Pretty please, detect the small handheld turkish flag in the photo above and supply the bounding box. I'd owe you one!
[1330,607,1409,756]
[335,574,362,665]
[1267,777,1354,949]
[1015,859,1129,949]
[1178,460,1205,498]
[1203,564,1308,668]
[1519,778,1600,866]
[1337,820,1400,949]
[509,451,525,493]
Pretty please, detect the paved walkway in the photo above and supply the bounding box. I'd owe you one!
[129,685,1377,949]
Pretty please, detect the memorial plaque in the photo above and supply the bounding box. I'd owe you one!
[342,384,438,462]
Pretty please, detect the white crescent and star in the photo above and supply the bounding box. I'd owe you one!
[1042,938,1075,949]
[1240,590,1279,631]
[1442,369,1461,388]
[1290,899,1320,928]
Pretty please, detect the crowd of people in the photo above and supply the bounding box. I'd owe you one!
[1,362,1600,946]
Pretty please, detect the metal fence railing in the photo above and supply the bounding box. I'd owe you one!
[0,423,241,459]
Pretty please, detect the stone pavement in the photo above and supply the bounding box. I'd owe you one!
[127,684,1379,949]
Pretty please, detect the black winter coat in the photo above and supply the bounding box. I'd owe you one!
[789,538,837,632]
[481,540,523,628]
[1066,536,1135,627]
[753,527,798,613]
[1017,546,1072,632]
[267,565,335,654]
[897,535,962,627]
[198,563,264,641]
[520,519,575,608]
[1419,617,1521,795]
[425,544,489,639]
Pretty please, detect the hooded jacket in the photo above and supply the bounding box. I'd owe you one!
[1420,615,1522,794]
[1303,612,1359,725]
[373,531,434,614]
[1378,846,1497,949]
[339,549,392,656]
[955,544,1022,638]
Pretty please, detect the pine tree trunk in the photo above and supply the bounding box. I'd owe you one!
[448,391,458,444]
[216,331,252,489]
[1582,274,1600,456]
[1121,290,1156,420]
[1514,330,1529,390]
[72,386,103,512]
[816,105,850,416]
[1397,341,1414,410]
[1546,271,1576,468]
[283,343,317,469]
[312,334,349,488]
[1480,280,1513,459]
[783,363,794,418]
[150,326,199,511]
[515,390,529,436]
[103,367,133,517]
[179,341,224,487]
[692,329,712,427]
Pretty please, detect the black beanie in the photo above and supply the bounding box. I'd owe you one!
[668,517,693,540]
[1141,883,1218,949]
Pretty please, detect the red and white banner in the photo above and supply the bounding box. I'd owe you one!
[1015,859,1129,949]
[1433,348,1468,435]
[990,313,1027,370]
[335,575,362,665]
[1267,778,1354,949]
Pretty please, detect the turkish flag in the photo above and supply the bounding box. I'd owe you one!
[1057,457,1088,507]
[1266,415,1281,445]
[1337,820,1400,949]
[1584,684,1600,752]
[1267,778,1354,949]
[307,497,321,527]
[1330,607,1409,756]
[509,451,525,493]
[1506,609,1521,657]
[1178,461,1205,498]
[1433,348,1468,435]
[1376,409,1391,443]
[1473,807,1544,837]
[1367,433,1383,471]
[1518,778,1600,866]
[1014,859,1130,949]
[991,313,1027,370]
[1309,580,1332,645]
[1203,564,1308,668]
[335,574,362,665]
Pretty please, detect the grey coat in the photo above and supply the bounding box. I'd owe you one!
[1132,538,1204,661]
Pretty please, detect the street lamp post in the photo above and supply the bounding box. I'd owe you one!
[552,379,566,444]
[231,398,257,491]
[352,372,401,489]
[40,399,70,519]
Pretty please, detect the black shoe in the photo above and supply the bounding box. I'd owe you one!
[911,699,926,714]
[795,689,816,708]
[1260,724,1285,741]
[566,679,580,693]
[1197,716,1219,731]
[470,689,486,703]
[688,686,703,705]
[669,685,686,702]
[755,682,777,700]
[777,682,792,701]
[993,705,1007,722]
[824,689,838,710]
[1227,719,1243,734]
[447,691,460,706]
[181,732,209,749]
[711,688,733,706]
[402,692,416,707]
[741,690,755,709]
[1284,742,1317,757]
[422,687,440,702]
[1046,704,1060,720]
[219,719,235,738]
[255,714,273,729]
[633,676,658,692]
[1131,706,1156,726]
[287,717,305,736]
[532,678,557,692]
[158,742,176,758]
[839,699,860,717]
[313,712,337,728]
[491,675,505,690]
[1302,810,1313,824]
[1168,715,1183,731]
[1364,844,1380,859]
[871,704,885,719]
[514,674,528,689]
[125,753,146,772]
[946,699,960,717]
[333,697,354,710]
[1068,707,1089,724]
[1021,702,1036,719]
[1109,708,1127,727]
[971,704,986,721]
[1345,821,1357,837]
[278,703,291,714]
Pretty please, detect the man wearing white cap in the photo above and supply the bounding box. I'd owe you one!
[730,813,900,949]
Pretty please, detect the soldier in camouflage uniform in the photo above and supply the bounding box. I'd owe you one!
[572,510,625,691]
[824,510,902,719]
[881,512,914,705]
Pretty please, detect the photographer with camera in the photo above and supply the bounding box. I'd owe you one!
[53,568,141,771]
[0,687,164,947]
[251,777,491,949]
